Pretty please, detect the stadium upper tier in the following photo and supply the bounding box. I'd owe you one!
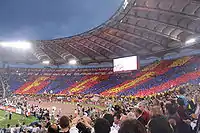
[1,0,200,65]
[4,56,200,97]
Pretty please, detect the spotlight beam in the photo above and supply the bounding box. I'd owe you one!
[0,41,32,50]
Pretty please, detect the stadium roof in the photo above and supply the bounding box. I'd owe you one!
[1,0,200,65]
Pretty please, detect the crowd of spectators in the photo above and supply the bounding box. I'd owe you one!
[0,83,200,133]
[0,56,199,132]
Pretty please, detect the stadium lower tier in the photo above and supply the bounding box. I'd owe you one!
[8,56,200,97]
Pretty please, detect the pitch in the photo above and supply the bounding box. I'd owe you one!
[0,110,37,128]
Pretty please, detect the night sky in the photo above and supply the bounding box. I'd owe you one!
[0,0,122,40]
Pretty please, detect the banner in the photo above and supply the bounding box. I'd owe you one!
[0,105,19,114]
[6,106,16,112]
[16,108,22,114]
[0,105,5,110]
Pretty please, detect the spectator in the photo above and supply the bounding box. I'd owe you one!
[186,95,196,115]
[135,108,147,126]
[14,124,20,133]
[94,118,111,133]
[113,113,121,130]
[194,95,200,118]
[177,98,190,120]
[32,124,40,133]
[178,88,188,107]
[118,119,146,133]
[147,106,173,133]
[60,115,78,133]
[103,113,118,133]
[194,95,200,132]
[103,114,114,127]
[48,124,59,133]
[4,124,11,133]
[166,103,192,133]
[20,122,26,132]
[76,122,91,133]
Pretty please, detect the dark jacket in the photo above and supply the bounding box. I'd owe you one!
[148,115,173,133]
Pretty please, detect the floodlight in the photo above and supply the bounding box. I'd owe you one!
[185,38,196,44]
[69,59,77,65]
[123,0,128,9]
[0,41,31,50]
[42,60,50,65]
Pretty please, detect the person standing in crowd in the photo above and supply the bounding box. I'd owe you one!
[13,124,20,133]
[194,95,200,132]
[48,124,59,133]
[103,113,118,133]
[165,103,193,133]
[113,113,121,130]
[177,98,191,121]
[147,106,173,133]
[135,108,148,126]
[194,95,200,118]
[4,124,11,133]
[20,122,26,132]
[60,115,79,133]
[137,102,151,124]
[186,95,196,115]
[9,111,12,120]
[118,119,147,133]
[178,88,188,107]
[94,118,111,133]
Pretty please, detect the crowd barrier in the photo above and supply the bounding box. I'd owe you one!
[0,105,22,114]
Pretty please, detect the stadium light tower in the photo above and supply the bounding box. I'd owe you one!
[69,59,77,65]
[42,60,50,65]
[0,41,32,50]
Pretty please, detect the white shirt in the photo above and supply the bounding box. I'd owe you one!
[10,128,14,133]
[195,104,200,116]
[60,126,78,133]
[10,127,20,133]
[112,123,120,131]
[32,127,39,133]
[110,126,118,133]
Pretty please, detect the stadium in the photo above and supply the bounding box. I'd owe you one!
[1,0,200,133]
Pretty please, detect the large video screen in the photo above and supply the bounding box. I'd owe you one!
[113,56,139,72]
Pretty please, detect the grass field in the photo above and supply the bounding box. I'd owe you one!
[0,110,37,128]
[0,103,105,128]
